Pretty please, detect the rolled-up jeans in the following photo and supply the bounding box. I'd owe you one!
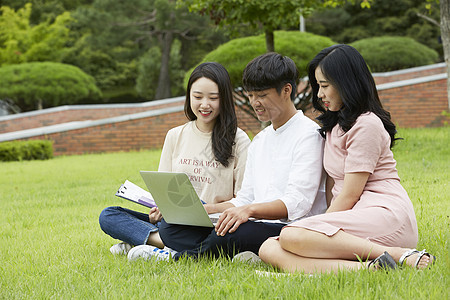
[99,206,159,246]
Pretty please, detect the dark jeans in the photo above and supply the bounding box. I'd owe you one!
[159,219,285,260]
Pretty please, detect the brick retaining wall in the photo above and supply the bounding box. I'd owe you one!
[0,97,184,134]
[23,111,188,155]
[12,107,262,156]
[373,63,446,84]
[378,77,448,127]
[0,63,448,156]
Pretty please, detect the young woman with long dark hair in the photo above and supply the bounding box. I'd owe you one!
[258,45,436,273]
[99,62,250,255]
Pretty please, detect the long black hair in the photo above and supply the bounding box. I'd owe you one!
[308,44,399,148]
[184,62,237,167]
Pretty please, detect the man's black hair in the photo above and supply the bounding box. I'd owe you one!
[243,52,299,101]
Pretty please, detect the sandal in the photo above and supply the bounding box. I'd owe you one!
[398,249,436,269]
[367,251,397,271]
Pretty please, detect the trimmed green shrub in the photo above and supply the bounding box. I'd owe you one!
[0,62,102,112]
[0,140,53,162]
[350,36,439,72]
[184,31,335,88]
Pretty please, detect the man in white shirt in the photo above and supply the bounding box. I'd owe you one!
[127,53,327,261]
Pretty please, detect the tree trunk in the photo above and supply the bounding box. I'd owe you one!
[155,31,173,100]
[265,29,275,53]
[440,0,450,109]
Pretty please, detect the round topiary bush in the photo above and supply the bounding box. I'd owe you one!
[184,31,335,87]
[0,62,102,111]
[350,36,439,72]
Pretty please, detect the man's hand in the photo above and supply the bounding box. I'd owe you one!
[148,207,162,224]
[215,205,252,236]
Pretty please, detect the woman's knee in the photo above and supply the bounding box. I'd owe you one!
[278,227,309,250]
[258,238,280,262]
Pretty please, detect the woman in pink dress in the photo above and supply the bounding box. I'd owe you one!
[258,44,436,273]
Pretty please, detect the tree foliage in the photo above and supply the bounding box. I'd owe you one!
[0,3,73,65]
[182,0,371,53]
[432,0,450,107]
[185,31,335,87]
[136,40,184,100]
[0,0,227,105]
[0,0,93,23]
[0,62,101,111]
[306,0,443,57]
[61,35,139,93]
[75,0,214,100]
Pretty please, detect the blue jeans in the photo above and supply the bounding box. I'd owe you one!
[99,206,159,246]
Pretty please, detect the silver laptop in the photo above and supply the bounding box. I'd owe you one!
[140,171,219,227]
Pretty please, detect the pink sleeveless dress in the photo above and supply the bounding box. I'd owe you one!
[287,113,418,247]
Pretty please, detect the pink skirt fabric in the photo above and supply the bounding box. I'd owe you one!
[286,185,418,248]
[298,114,419,248]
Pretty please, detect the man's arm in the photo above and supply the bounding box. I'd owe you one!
[216,123,325,235]
[215,200,287,236]
[203,201,235,214]
[277,130,325,220]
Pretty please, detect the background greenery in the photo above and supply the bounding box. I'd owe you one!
[351,36,439,72]
[184,31,335,88]
[0,127,448,299]
[0,0,443,112]
[0,62,101,110]
[306,0,443,58]
[0,139,53,161]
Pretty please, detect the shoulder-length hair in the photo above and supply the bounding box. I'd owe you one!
[184,62,237,167]
[308,44,399,148]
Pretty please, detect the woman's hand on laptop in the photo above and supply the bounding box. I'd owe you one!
[205,201,235,214]
[148,207,162,224]
[204,203,215,214]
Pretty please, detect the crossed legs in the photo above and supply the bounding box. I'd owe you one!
[259,228,432,274]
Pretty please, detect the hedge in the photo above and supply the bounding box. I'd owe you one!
[0,62,102,111]
[184,31,335,88]
[0,140,53,162]
[350,36,439,72]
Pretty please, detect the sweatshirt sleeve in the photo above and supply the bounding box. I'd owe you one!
[158,129,175,172]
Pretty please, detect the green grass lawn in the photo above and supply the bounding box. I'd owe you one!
[1,127,448,299]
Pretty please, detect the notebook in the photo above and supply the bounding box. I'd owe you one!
[115,180,157,208]
[139,171,220,227]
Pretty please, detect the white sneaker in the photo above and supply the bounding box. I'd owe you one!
[127,245,178,262]
[232,251,262,264]
[110,242,133,255]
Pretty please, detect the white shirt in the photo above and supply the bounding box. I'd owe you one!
[230,111,327,223]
